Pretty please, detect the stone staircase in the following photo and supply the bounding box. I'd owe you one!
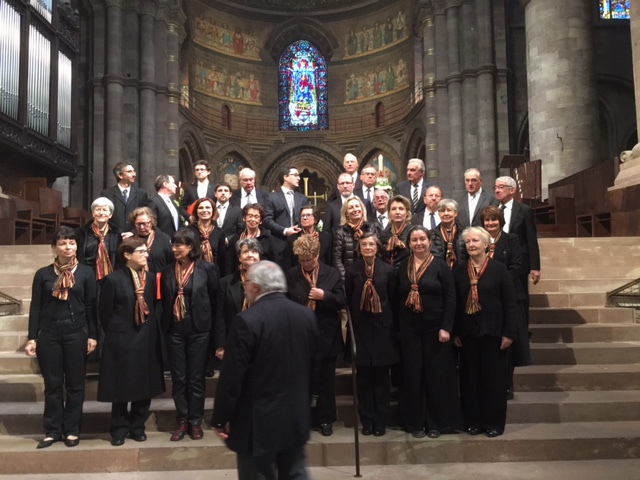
[0,238,640,474]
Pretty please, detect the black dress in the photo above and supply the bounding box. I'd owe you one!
[396,257,462,433]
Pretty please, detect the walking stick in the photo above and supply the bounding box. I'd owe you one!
[344,307,362,478]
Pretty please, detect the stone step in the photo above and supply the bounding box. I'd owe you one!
[530,278,629,294]
[530,324,640,343]
[1,421,640,474]
[530,342,640,365]
[540,266,640,280]
[0,274,39,288]
[514,364,640,392]
[530,292,607,308]
[538,237,640,248]
[529,307,635,324]
[0,314,28,333]
[0,332,28,352]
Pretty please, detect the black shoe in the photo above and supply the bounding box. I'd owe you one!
[411,430,426,439]
[320,423,333,436]
[507,389,514,400]
[361,426,373,436]
[37,437,58,449]
[129,433,147,442]
[373,428,385,437]
[426,429,441,439]
[485,429,501,438]
[466,427,482,435]
[111,437,125,446]
[64,436,80,447]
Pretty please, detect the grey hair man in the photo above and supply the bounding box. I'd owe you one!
[456,168,499,228]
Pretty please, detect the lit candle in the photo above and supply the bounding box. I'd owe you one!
[378,154,383,175]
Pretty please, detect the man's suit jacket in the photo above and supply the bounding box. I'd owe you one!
[217,204,245,242]
[508,201,541,273]
[229,188,268,209]
[148,194,186,238]
[263,190,310,241]
[411,210,441,230]
[100,184,148,232]
[179,183,216,211]
[395,180,431,214]
[456,189,499,228]
[354,186,376,219]
[328,174,363,202]
[213,270,244,350]
[211,292,318,456]
[323,198,344,235]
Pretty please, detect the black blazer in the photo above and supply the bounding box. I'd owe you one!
[263,190,310,240]
[97,267,165,402]
[379,223,414,269]
[508,201,541,272]
[28,263,97,340]
[211,292,318,457]
[491,231,526,301]
[354,186,377,219]
[179,183,217,211]
[287,262,345,358]
[77,221,122,274]
[148,193,187,238]
[453,259,518,340]
[322,198,344,235]
[217,204,245,243]
[227,227,279,275]
[283,230,333,271]
[187,223,227,275]
[214,270,244,350]
[430,223,468,268]
[100,184,149,232]
[229,188,268,208]
[395,180,432,214]
[456,189,499,228]
[136,228,174,274]
[160,260,220,334]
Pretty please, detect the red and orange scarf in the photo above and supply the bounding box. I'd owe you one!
[52,257,78,300]
[465,256,490,314]
[360,260,382,313]
[405,253,434,313]
[130,267,149,325]
[92,223,113,280]
[173,261,195,321]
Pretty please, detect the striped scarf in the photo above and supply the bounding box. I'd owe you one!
[52,257,77,300]
[197,221,215,264]
[92,223,113,280]
[130,267,149,325]
[386,221,407,265]
[239,267,252,311]
[441,224,457,270]
[302,226,319,238]
[240,228,260,240]
[360,260,382,314]
[405,253,434,313]
[465,256,490,314]
[347,219,364,242]
[173,261,195,322]
[302,264,319,311]
[488,231,502,259]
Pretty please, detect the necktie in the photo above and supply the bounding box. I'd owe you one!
[366,189,371,205]
[286,191,295,226]
[217,204,226,228]
[500,204,506,211]
[430,212,436,230]
[412,184,419,211]
[378,215,385,228]
[123,189,128,203]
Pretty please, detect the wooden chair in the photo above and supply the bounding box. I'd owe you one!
[14,198,51,244]
[0,197,32,245]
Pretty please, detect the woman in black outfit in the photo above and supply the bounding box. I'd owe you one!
[25,226,97,449]
[380,195,413,269]
[226,203,276,275]
[431,199,466,269]
[130,207,173,274]
[287,234,345,436]
[396,226,462,438]
[161,228,220,442]
[481,205,531,398]
[453,226,518,438]
[98,238,165,446]
[283,205,333,270]
[345,232,398,436]
[186,197,226,275]
[334,196,380,281]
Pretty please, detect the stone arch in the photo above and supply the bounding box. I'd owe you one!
[403,127,426,165]
[265,17,340,62]
[211,142,255,170]
[179,122,209,183]
[354,137,402,178]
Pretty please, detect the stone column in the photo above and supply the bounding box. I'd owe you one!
[165,16,183,177]
[154,17,167,176]
[90,1,106,195]
[524,0,600,197]
[422,14,438,180]
[139,5,156,191]
[460,1,478,169]
[445,1,464,197]
[104,0,123,178]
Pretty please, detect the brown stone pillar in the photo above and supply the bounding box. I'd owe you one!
[139,5,156,191]
[104,0,123,178]
[524,0,600,197]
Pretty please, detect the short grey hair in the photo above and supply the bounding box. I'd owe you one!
[235,237,263,257]
[461,226,491,245]
[464,168,481,178]
[91,197,115,215]
[438,198,459,213]
[238,168,256,180]
[495,176,517,189]
[407,158,425,172]
[248,261,287,293]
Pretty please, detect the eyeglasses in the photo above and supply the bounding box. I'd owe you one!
[135,221,152,227]
[245,214,261,219]
[338,181,353,186]
[300,214,314,218]
[287,173,300,177]
[361,172,376,176]
[133,249,149,255]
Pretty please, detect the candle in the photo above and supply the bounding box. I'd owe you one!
[378,154,383,175]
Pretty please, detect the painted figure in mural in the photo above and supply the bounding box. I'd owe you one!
[373,68,384,95]
[384,16,394,45]
[395,11,406,39]
[233,27,243,55]
[247,74,260,102]
[359,26,369,54]
[221,24,232,49]
[346,29,358,56]
[385,65,396,92]
[372,22,383,50]
[347,74,359,101]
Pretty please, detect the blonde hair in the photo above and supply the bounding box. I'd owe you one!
[340,196,368,225]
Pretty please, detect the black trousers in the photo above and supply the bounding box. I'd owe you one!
[459,335,508,433]
[167,318,210,425]
[312,356,337,425]
[110,399,151,439]
[36,318,88,438]
[236,444,308,480]
[356,365,391,429]
[399,329,462,432]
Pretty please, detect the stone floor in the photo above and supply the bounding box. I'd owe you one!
[2,460,640,480]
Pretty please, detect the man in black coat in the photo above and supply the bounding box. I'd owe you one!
[179,160,217,211]
[100,161,149,232]
[148,175,187,238]
[395,158,431,214]
[229,167,268,209]
[456,168,499,227]
[212,261,318,480]
[323,172,355,234]
[214,181,245,246]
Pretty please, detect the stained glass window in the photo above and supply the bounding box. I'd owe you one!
[279,40,328,131]
[600,0,630,19]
